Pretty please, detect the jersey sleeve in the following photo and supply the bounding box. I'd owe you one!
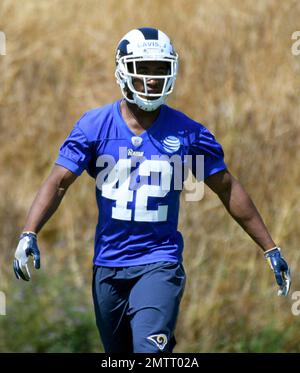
[189,127,227,180]
[55,114,92,176]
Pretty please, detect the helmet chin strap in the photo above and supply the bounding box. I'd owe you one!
[118,80,166,112]
[133,93,165,112]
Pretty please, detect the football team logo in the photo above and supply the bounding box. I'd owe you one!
[131,136,143,148]
[162,136,180,153]
[147,333,168,351]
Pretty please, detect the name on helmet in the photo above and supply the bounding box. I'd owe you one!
[137,41,166,48]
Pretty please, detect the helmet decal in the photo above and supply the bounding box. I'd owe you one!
[138,27,159,40]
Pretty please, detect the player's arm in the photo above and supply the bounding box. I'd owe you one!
[205,169,291,295]
[22,164,77,233]
[14,165,77,281]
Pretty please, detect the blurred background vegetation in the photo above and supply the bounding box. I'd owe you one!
[0,0,300,352]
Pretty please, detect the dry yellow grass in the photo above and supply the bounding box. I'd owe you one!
[0,0,300,351]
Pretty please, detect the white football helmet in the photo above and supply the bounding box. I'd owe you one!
[115,27,178,111]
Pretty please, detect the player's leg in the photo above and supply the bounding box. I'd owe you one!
[92,266,133,353]
[128,262,186,353]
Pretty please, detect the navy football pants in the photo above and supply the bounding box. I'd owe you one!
[92,261,186,353]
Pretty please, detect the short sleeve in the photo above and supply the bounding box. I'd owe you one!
[55,115,92,176]
[189,127,227,180]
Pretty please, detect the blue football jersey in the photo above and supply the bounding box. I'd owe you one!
[55,100,227,266]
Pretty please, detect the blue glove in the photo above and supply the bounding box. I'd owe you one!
[264,247,291,296]
[13,232,40,281]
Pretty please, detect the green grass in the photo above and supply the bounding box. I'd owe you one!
[0,270,102,352]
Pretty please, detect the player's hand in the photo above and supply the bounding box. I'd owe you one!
[13,232,40,281]
[264,247,291,296]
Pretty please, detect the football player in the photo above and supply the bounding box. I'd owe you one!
[14,27,291,352]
